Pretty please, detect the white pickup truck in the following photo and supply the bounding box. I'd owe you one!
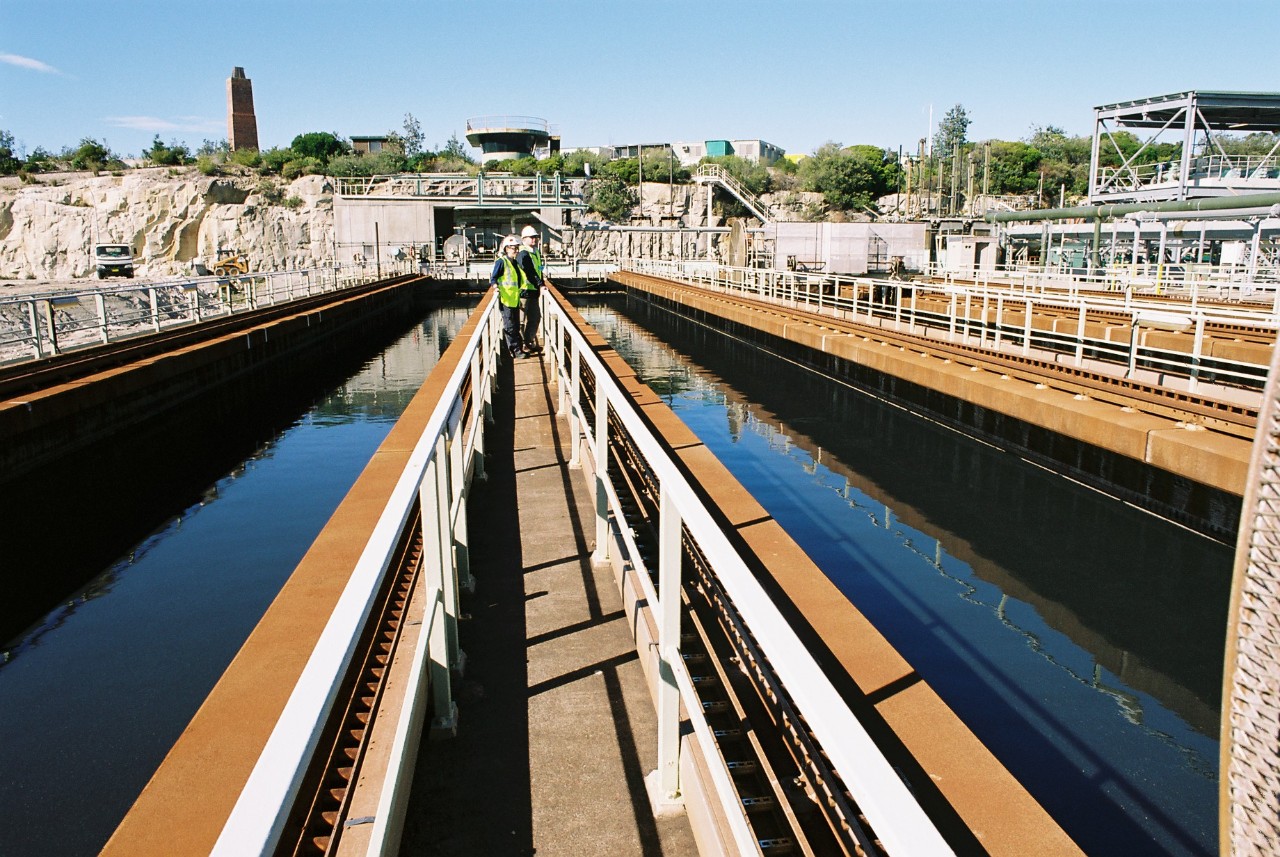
[94,244,134,279]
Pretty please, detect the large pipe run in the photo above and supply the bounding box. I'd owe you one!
[984,192,1280,224]
[986,193,1280,269]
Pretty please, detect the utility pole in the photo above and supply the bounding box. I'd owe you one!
[966,153,975,217]
[637,143,643,222]
[904,155,913,219]
[950,142,960,217]
[918,138,926,219]
[982,142,991,208]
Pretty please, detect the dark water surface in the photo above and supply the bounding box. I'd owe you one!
[0,301,475,857]
[577,293,1230,857]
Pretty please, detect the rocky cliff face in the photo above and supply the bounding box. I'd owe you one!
[0,168,334,281]
[0,168,824,283]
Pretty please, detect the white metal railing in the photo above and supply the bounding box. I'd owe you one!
[0,260,417,367]
[334,172,578,207]
[465,115,550,134]
[1098,153,1280,188]
[694,164,773,222]
[625,259,1276,392]
[211,293,501,857]
[540,290,957,856]
[923,260,1280,299]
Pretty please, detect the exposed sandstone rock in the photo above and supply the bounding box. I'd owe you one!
[0,168,334,280]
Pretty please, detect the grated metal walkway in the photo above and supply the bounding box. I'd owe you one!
[397,353,697,856]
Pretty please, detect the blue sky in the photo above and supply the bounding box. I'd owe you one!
[1,0,1275,159]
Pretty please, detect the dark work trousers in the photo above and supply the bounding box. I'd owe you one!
[500,303,523,355]
[519,290,541,348]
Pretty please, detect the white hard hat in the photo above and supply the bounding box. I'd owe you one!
[521,225,539,238]
[501,235,520,249]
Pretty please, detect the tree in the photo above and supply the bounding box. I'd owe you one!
[290,131,349,164]
[1024,126,1091,198]
[147,135,191,166]
[562,149,609,178]
[586,175,637,221]
[401,113,425,159]
[197,138,229,158]
[24,147,54,173]
[799,143,899,213]
[933,104,971,155]
[70,138,111,172]
[1218,132,1280,155]
[985,141,1042,195]
[442,132,474,165]
[0,129,19,175]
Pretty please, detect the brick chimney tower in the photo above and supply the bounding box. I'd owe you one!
[227,67,259,151]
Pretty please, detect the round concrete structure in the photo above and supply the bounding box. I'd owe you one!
[466,115,551,162]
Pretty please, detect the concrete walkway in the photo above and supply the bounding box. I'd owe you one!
[398,353,697,856]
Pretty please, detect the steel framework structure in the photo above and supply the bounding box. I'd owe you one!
[1090,91,1280,204]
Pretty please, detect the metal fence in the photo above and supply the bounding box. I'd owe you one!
[211,293,501,856]
[0,260,415,366]
[540,289,957,855]
[922,261,1280,302]
[625,259,1275,392]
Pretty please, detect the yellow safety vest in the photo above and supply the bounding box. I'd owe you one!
[495,256,521,307]
[520,245,544,291]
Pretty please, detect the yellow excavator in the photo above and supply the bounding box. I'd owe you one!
[211,248,249,277]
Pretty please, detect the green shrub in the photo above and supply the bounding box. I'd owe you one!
[586,175,637,221]
[70,138,111,172]
[196,155,221,176]
[326,150,405,176]
[256,178,284,205]
[282,196,304,210]
[24,147,55,173]
[260,147,292,174]
[281,157,322,180]
[290,131,349,164]
[147,135,192,166]
[230,147,261,168]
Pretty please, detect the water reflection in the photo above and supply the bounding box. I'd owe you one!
[0,300,475,857]
[575,293,1230,857]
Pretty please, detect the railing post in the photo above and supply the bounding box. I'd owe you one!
[419,452,458,738]
[1190,313,1205,393]
[655,485,683,800]
[1023,297,1033,356]
[470,353,488,482]
[436,431,462,666]
[43,299,60,355]
[558,322,572,418]
[149,287,161,333]
[1075,304,1087,367]
[448,411,475,594]
[95,293,109,344]
[568,340,582,468]
[591,379,611,566]
[27,300,42,359]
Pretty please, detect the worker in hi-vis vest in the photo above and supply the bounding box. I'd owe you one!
[490,235,530,358]
[516,224,552,353]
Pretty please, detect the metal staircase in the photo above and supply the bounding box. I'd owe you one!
[695,164,774,223]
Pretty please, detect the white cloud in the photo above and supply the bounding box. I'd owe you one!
[0,53,61,74]
[105,115,224,134]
